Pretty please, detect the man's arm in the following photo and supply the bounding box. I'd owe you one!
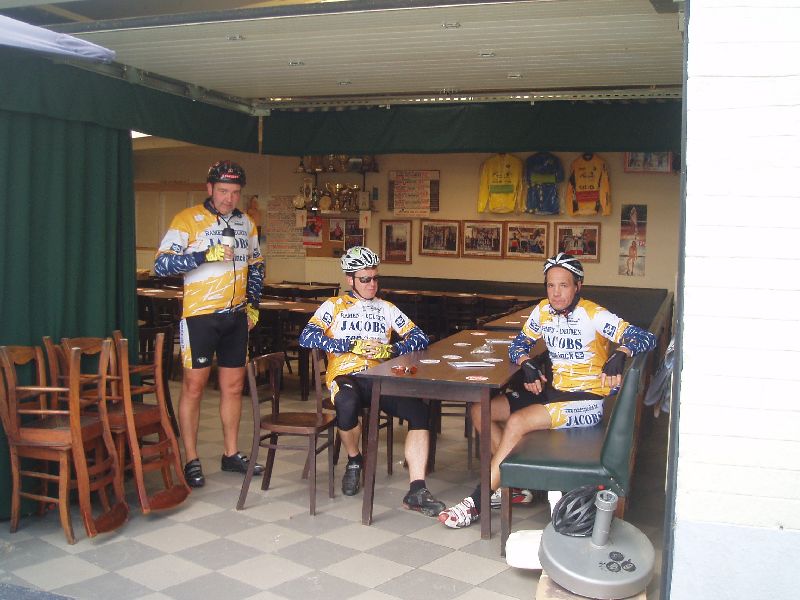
[298,322,353,354]
[618,323,656,356]
[509,330,535,364]
[390,326,429,356]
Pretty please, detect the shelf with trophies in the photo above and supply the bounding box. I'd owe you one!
[292,154,377,215]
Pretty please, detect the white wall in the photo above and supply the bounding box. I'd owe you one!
[673,2,800,598]
[135,148,680,291]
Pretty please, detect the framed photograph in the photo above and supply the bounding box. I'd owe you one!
[554,222,600,262]
[462,220,504,258]
[504,221,549,260]
[624,152,673,173]
[419,219,460,257]
[328,218,345,242]
[380,219,412,264]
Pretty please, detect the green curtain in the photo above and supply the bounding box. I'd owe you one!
[262,101,682,156]
[0,108,138,518]
[0,48,259,153]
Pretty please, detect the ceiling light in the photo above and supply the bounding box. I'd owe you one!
[478,50,496,58]
[442,22,461,29]
[226,34,245,41]
[338,80,352,86]
[288,60,305,67]
[507,73,522,79]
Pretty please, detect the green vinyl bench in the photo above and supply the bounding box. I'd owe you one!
[497,289,673,555]
[498,353,647,555]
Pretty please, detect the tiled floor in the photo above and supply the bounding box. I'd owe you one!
[0,372,668,600]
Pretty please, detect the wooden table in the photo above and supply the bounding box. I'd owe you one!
[137,287,183,300]
[481,305,536,330]
[382,288,538,304]
[263,283,339,300]
[258,299,320,314]
[356,329,520,539]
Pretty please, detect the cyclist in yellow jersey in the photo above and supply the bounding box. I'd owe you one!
[154,160,265,487]
[439,253,656,528]
[299,247,445,517]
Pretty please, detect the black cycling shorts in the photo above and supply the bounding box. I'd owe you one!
[503,370,603,413]
[179,311,248,369]
[330,375,430,431]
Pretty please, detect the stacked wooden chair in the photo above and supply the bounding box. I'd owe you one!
[0,341,128,544]
[58,333,189,515]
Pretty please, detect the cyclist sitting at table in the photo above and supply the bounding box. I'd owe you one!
[299,246,445,517]
[439,252,656,528]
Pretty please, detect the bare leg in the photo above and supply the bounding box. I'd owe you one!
[470,395,511,455]
[404,429,429,482]
[217,366,246,457]
[489,404,551,490]
[179,367,211,461]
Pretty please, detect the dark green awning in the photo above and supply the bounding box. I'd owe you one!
[0,48,259,152]
[261,101,681,156]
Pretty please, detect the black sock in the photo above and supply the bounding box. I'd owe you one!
[410,479,426,493]
[470,484,482,511]
[347,453,363,465]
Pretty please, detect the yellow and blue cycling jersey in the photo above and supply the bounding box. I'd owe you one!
[154,200,264,318]
[508,297,655,397]
[299,293,428,387]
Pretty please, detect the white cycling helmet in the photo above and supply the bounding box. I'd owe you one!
[544,252,584,281]
[341,246,380,273]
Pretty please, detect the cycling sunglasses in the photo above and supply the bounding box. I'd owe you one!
[355,275,380,284]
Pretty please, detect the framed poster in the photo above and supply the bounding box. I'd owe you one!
[504,221,548,260]
[554,222,600,262]
[419,219,460,257]
[624,152,673,173]
[462,220,503,258]
[388,170,440,215]
[380,219,412,264]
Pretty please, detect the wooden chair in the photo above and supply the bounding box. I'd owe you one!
[113,334,190,513]
[443,295,483,335]
[61,333,189,514]
[0,343,128,543]
[314,350,395,476]
[114,326,180,435]
[236,351,336,515]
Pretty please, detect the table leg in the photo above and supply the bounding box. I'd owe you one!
[479,388,492,539]
[361,380,382,525]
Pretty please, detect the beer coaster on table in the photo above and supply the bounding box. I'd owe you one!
[442,354,462,359]
[453,342,471,347]
[484,358,504,363]
[419,359,440,364]
[465,375,489,381]
[470,332,488,336]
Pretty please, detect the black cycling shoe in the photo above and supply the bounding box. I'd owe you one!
[341,461,363,496]
[184,459,205,488]
[221,452,264,475]
[403,487,446,517]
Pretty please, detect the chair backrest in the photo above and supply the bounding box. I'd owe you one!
[150,297,182,327]
[0,345,53,440]
[42,336,70,407]
[246,352,285,419]
[114,326,174,379]
[310,348,332,416]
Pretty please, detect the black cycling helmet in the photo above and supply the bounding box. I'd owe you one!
[207,160,246,187]
[544,252,584,282]
[551,484,602,537]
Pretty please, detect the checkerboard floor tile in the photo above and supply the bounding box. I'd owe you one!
[0,373,668,600]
